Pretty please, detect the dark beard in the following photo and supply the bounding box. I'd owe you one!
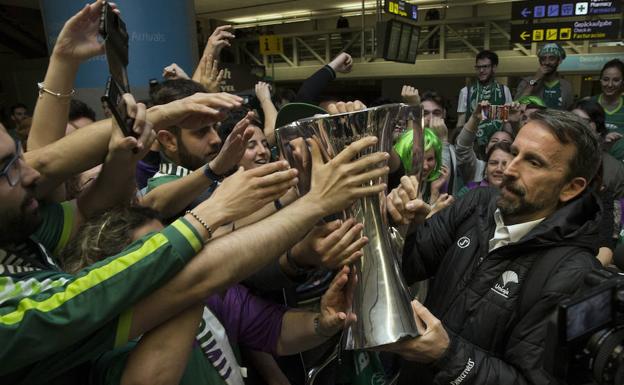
[177,140,208,171]
[496,176,546,220]
[0,200,41,245]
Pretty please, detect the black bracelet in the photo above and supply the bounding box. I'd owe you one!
[203,163,224,182]
[186,210,213,241]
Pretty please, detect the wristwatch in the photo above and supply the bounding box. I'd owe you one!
[203,163,224,182]
[529,79,538,87]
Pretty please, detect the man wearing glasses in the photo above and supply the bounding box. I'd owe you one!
[456,50,513,151]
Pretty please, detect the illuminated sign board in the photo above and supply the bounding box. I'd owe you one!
[512,0,621,20]
[511,19,620,43]
[384,0,418,21]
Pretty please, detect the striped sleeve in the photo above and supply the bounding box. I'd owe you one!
[0,218,202,377]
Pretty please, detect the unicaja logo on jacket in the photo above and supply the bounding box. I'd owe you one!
[491,270,519,298]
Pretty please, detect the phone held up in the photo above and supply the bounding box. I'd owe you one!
[99,1,136,138]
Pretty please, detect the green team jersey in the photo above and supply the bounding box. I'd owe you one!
[542,79,563,109]
[595,95,624,161]
[0,201,203,385]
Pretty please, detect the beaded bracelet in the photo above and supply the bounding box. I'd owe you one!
[37,82,76,99]
[186,210,213,241]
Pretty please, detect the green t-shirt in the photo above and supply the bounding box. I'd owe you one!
[595,95,624,161]
[542,80,563,109]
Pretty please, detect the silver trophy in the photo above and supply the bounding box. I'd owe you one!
[276,103,424,350]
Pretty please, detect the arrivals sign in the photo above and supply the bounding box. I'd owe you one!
[511,19,620,43]
[512,0,621,20]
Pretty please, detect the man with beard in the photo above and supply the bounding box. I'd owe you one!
[0,97,388,385]
[142,79,255,219]
[383,109,603,384]
[516,43,574,110]
[456,50,512,149]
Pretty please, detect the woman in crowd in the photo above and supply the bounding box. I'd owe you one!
[571,98,622,266]
[457,141,513,196]
[60,206,356,385]
[593,59,624,160]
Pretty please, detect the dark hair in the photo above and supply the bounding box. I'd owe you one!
[151,79,207,106]
[150,79,207,135]
[476,50,499,67]
[529,109,601,183]
[60,205,161,274]
[69,99,96,122]
[600,59,624,79]
[421,91,446,111]
[486,140,512,161]
[10,103,27,115]
[573,98,606,138]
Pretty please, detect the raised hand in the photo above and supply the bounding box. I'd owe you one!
[318,265,358,336]
[386,175,430,225]
[305,136,389,217]
[428,116,448,142]
[255,81,272,104]
[148,92,242,131]
[401,85,421,106]
[108,94,156,161]
[290,218,367,269]
[206,161,299,223]
[53,0,115,64]
[193,55,224,93]
[208,111,256,175]
[162,63,191,80]
[203,25,235,58]
[328,52,354,74]
[326,100,366,115]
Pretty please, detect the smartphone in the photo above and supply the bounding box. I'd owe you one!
[482,105,509,121]
[103,77,136,138]
[99,1,135,136]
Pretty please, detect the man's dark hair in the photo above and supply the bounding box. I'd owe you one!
[69,99,96,122]
[150,79,207,135]
[151,79,207,106]
[573,98,606,138]
[600,58,624,79]
[421,91,446,111]
[529,109,601,183]
[10,103,27,115]
[476,50,499,67]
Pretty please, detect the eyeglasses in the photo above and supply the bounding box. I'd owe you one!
[0,140,23,187]
[474,64,492,70]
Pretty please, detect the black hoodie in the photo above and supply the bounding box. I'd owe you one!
[400,187,602,385]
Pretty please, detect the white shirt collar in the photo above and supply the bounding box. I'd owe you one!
[489,209,545,251]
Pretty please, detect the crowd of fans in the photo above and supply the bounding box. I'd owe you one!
[1,1,623,385]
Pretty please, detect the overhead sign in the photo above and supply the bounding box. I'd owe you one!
[259,35,283,55]
[511,19,620,43]
[377,20,420,63]
[385,0,418,21]
[512,0,621,20]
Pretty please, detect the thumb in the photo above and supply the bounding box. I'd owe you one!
[307,138,324,169]
[411,299,438,329]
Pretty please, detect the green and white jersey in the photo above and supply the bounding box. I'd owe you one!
[595,95,624,161]
[0,201,203,385]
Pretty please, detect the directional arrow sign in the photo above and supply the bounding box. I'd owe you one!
[520,31,531,40]
[521,7,531,18]
[511,20,620,43]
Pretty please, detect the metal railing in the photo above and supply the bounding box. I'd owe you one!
[231,15,622,68]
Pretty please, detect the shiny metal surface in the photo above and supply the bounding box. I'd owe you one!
[276,103,425,349]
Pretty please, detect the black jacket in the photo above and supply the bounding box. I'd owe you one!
[400,187,602,384]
